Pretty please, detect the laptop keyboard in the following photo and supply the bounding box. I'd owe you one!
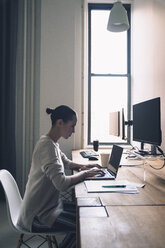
[101,168,108,175]
[95,168,114,178]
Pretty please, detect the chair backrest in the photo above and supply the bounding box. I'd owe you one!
[0,169,22,228]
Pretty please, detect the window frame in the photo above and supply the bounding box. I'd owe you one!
[88,3,131,146]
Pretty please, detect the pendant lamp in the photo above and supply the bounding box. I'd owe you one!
[107,1,129,32]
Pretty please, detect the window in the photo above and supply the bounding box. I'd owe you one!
[88,3,131,146]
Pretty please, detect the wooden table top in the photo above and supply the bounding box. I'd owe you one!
[79,206,165,248]
[75,165,165,206]
[73,150,165,206]
[73,150,165,248]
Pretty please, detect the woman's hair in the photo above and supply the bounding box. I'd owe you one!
[46,105,76,126]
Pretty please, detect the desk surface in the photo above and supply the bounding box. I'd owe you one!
[73,150,165,206]
[80,206,165,248]
[72,150,165,248]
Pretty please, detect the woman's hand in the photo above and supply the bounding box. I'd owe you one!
[81,163,102,170]
[70,167,104,186]
[69,161,101,171]
[83,167,104,178]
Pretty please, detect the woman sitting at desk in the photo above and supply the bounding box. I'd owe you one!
[17,105,102,248]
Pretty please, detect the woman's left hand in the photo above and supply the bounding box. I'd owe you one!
[81,163,102,170]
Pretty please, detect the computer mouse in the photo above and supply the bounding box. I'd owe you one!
[88,156,98,161]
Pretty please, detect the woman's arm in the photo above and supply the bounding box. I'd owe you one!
[69,167,104,186]
[69,161,101,171]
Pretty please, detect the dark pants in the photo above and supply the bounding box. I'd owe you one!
[32,201,76,248]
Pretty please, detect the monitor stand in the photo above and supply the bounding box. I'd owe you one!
[139,143,159,156]
[150,145,157,155]
[138,142,149,155]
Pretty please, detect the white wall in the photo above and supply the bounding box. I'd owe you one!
[40,0,165,157]
[131,0,165,151]
[40,0,82,158]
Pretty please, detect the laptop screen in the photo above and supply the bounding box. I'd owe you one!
[107,145,123,175]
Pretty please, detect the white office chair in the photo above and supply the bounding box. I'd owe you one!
[0,169,60,248]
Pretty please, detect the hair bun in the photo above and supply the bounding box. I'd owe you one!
[46,108,54,115]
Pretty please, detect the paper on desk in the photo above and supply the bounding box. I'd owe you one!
[124,180,145,188]
[84,180,139,194]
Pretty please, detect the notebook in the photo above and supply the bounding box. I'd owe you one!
[85,145,123,180]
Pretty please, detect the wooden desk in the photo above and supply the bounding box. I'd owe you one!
[73,151,165,206]
[72,150,165,248]
[80,206,165,248]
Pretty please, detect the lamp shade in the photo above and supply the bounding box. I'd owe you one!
[107,1,129,32]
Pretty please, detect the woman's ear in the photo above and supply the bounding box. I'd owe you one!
[56,119,63,127]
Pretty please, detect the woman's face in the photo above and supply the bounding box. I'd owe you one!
[61,115,77,139]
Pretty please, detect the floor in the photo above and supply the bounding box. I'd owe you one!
[0,199,64,248]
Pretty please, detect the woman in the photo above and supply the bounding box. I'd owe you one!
[17,105,102,247]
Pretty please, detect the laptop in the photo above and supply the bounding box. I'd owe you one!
[85,145,123,180]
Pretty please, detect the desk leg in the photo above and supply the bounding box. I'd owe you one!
[76,203,80,248]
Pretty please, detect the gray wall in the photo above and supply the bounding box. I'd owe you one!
[40,0,83,158]
[131,0,165,151]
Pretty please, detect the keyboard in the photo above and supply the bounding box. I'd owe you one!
[80,150,98,158]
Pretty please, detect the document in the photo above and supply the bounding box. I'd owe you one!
[84,180,139,194]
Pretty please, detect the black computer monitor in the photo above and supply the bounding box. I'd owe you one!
[133,97,162,153]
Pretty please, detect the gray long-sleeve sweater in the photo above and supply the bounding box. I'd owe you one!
[17,135,72,231]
